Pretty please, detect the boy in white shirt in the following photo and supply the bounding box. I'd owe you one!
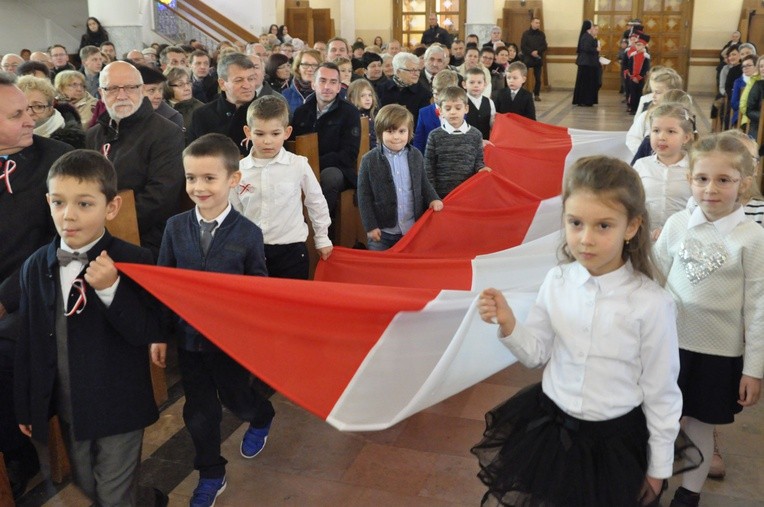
[232,95,333,279]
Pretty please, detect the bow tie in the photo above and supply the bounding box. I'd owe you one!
[57,249,89,266]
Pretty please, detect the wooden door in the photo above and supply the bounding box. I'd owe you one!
[501,1,548,93]
[393,0,465,48]
[584,0,692,91]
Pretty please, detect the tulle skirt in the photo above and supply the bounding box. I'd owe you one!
[471,383,701,507]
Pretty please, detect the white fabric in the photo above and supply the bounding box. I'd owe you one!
[565,128,633,173]
[232,147,332,248]
[655,207,764,378]
[502,261,682,477]
[626,110,648,154]
[59,234,119,307]
[633,153,691,230]
[34,109,65,138]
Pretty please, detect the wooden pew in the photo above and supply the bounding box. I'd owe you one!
[284,133,321,277]
[0,452,14,507]
[335,118,371,248]
[105,190,168,408]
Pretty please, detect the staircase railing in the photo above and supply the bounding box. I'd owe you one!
[152,0,259,49]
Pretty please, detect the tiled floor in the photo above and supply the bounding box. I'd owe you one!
[21,89,764,507]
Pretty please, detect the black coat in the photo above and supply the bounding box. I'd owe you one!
[377,79,433,126]
[188,83,278,157]
[192,74,219,103]
[495,87,536,121]
[0,136,72,340]
[421,24,453,47]
[85,97,185,254]
[14,232,160,443]
[291,94,361,186]
[576,32,600,67]
[521,28,548,68]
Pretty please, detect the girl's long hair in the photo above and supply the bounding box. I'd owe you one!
[560,156,659,281]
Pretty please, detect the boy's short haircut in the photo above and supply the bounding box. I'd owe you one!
[507,61,527,76]
[437,85,468,107]
[374,104,414,143]
[183,133,240,175]
[47,149,118,202]
[480,47,495,56]
[465,67,486,80]
[432,69,459,93]
[465,43,479,51]
[190,49,210,63]
[246,95,289,128]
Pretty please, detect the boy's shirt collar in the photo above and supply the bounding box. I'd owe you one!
[381,143,408,157]
[441,118,471,134]
[243,147,290,168]
[195,203,232,227]
[59,232,104,254]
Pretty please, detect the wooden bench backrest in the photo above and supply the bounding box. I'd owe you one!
[285,132,320,181]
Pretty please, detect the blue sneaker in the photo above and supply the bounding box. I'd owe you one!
[240,422,271,458]
[190,476,226,507]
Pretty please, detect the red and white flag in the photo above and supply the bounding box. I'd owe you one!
[118,114,629,430]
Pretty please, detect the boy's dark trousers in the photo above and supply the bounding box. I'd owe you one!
[627,78,645,113]
[178,347,275,479]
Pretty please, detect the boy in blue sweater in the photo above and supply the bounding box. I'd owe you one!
[151,133,273,507]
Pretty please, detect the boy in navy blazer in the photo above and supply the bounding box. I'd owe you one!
[14,150,161,506]
[152,133,272,507]
[494,61,537,121]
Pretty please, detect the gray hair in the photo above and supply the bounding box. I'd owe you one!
[0,71,17,86]
[217,52,255,80]
[245,43,266,55]
[424,44,446,60]
[392,52,418,72]
[739,42,757,54]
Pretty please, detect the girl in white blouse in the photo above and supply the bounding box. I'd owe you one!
[475,156,694,507]
[632,103,695,239]
[655,133,764,507]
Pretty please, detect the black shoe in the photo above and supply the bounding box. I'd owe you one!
[154,487,169,507]
[670,487,700,507]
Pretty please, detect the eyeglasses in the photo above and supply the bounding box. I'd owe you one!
[690,175,741,188]
[26,104,51,114]
[100,84,142,96]
[169,81,192,87]
[277,64,292,71]
[401,67,420,73]
[1,64,19,71]
[299,63,318,68]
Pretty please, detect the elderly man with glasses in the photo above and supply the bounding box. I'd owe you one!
[85,61,184,255]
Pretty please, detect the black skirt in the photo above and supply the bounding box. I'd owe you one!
[572,65,599,106]
[471,383,700,507]
[678,349,744,424]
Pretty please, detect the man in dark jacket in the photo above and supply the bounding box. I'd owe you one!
[188,52,277,156]
[0,74,73,500]
[291,62,361,217]
[85,61,184,255]
[421,13,453,47]
[521,18,548,101]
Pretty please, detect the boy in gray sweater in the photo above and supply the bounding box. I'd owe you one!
[424,86,491,197]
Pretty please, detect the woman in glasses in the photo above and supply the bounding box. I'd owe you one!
[164,66,204,145]
[19,75,85,148]
[54,70,98,129]
[283,49,322,113]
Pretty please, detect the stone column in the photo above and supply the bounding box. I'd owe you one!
[465,1,496,46]
[88,0,143,55]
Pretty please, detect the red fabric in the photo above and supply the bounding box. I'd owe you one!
[314,113,571,288]
[116,263,439,419]
[632,52,646,81]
